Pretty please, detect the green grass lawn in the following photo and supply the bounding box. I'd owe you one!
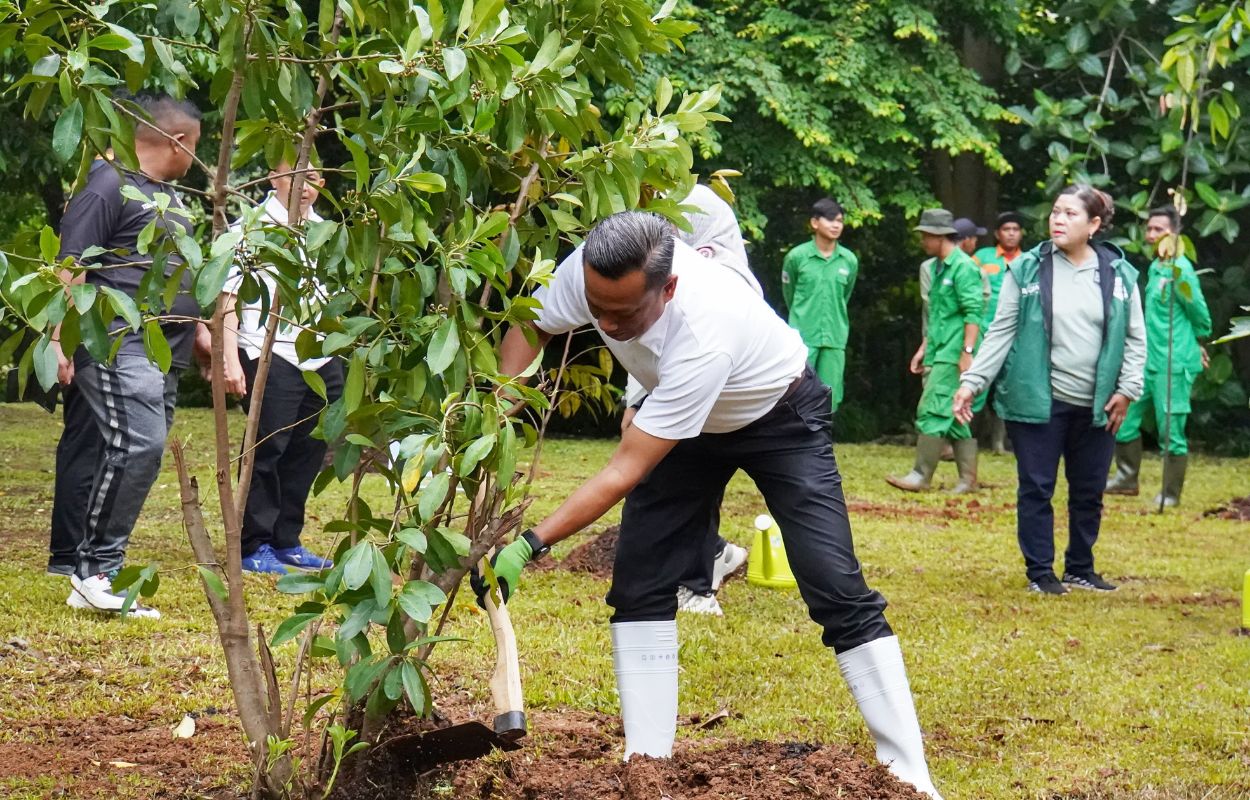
[0,403,1248,799]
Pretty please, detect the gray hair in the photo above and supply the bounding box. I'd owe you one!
[583,211,675,291]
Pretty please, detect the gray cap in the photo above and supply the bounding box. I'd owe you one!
[914,208,957,235]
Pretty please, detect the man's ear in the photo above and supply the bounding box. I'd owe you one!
[661,274,678,302]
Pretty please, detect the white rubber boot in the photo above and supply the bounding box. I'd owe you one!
[837,635,943,799]
[611,620,679,759]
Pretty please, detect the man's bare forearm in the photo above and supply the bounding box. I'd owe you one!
[531,427,676,546]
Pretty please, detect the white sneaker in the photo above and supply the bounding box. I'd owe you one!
[710,542,749,591]
[676,586,723,616]
[67,574,161,619]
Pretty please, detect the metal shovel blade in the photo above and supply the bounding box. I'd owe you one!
[379,721,523,771]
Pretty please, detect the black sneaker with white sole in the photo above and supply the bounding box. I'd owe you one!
[1062,571,1117,592]
[1027,573,1069,595]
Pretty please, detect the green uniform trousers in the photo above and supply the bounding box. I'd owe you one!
[1116,369,1194,455]
[808,345,845,412]
[916,362,971,440]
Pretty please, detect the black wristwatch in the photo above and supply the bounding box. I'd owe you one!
[521,529,551,561]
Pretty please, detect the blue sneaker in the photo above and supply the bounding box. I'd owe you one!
[272,545,333,571]
[242,544,289,575]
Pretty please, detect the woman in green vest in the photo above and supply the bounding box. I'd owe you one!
[952,185,1147,596]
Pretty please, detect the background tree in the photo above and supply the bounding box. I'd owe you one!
[0,0,724,795]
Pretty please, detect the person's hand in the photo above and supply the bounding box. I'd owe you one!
[621,406,637,435]
[1200,345,1210,370]
[952,387,976,425]
[193,322,212,368]
[223,355,248,397]
[958,351,974,374]
[471,537,534,606]
[51,339,75,386]
[909,345,926,375]
[1104,393,1130,433]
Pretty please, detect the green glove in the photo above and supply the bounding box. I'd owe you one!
[487,537,533,603]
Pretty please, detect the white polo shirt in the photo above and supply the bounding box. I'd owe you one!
[532,239,808,439]
[224,193,331,371]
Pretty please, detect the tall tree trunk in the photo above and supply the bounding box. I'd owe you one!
[931,26,1005,248]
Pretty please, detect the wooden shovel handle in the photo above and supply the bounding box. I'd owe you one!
[481,562,525,738]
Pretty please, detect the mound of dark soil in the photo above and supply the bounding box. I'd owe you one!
[340,710,929,800]
[1203,496,1250,521]
[532,525,620,579]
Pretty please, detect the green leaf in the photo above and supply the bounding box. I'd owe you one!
[342,540,374,591]
[418,471,450,522]
[33,54,61,78]
[69,283,97,312]
[99,286,142,331]
[370,547,392,609]
[104,23,146,64]
[345,656,389,702]
[302,369,327,400]
[457,433,496,476]
[40,226,60,262]
[276,572,326,594]
[401,660,427,715]
[397,527,427,553]
[1065,23,1090,54]
[272,612,321,646]
[443,47,467,81]
[344,352,364,414]
[52,99,83,162]
[397,579,445,624]
[426,317,458,374]
[196,566,228,603]
[32,336,59,391]
[195,253,232,309]
[142,320,171,372]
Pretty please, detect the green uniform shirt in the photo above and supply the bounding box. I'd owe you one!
[1143,255,1212,374]
[782,240,859,349]
[972,245,1021,329]
[924,248,984,366]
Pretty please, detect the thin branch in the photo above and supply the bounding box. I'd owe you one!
[236,9,344,523]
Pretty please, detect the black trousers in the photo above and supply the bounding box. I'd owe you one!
[238,352,344,556]
[48,384,104,572]
[676,497,726,596]
[1006,400,1115,581]
[607,370,892,653]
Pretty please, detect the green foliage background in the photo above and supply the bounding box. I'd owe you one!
[3,0,1250,450]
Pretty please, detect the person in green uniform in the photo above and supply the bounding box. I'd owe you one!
[1105,206,1211,506]
[972,212,1026,452]
[887,209,983,493]
[782,198,858,412]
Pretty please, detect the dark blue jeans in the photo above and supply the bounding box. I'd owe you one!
[1006,400,1115,581]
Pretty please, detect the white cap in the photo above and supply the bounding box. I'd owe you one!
[754,514,774,531]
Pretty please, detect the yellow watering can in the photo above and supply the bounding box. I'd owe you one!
[747,514,797,589]
[1242,567,1250,635]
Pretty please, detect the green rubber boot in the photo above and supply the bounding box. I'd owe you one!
[1105,438,1142,496]
[886,435,943,493]
[1155,454,1188,509]
[948,438,979,494]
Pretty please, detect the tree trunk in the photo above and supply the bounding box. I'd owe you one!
[930,25,1005,248]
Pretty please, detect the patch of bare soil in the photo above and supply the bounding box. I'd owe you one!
[531,525,620,579]
[1203,496,1250,521]
[0,709,248,798]
[848,498,1012,523]
[338,710,929,800]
